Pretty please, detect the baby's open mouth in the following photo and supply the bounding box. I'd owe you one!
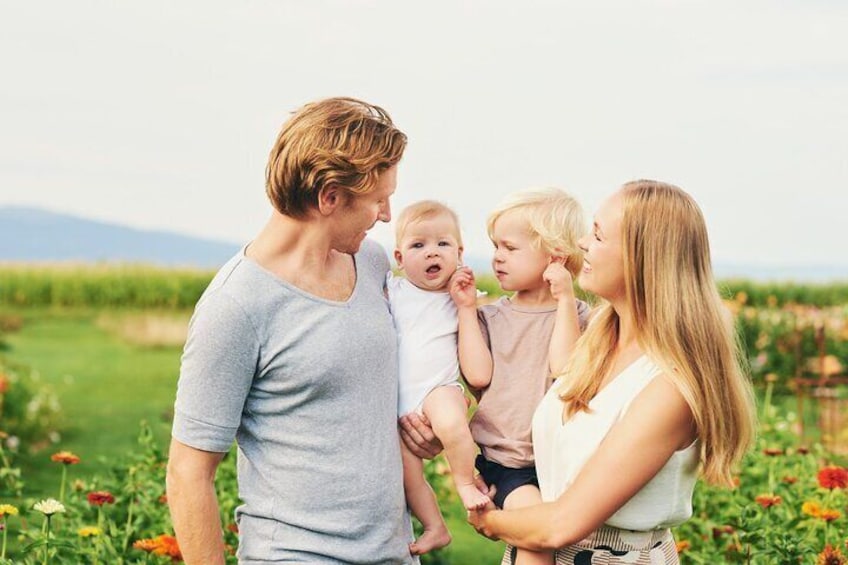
[426,265,442,274]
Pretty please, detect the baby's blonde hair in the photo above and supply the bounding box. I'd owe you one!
[395,200,463,247]
[487,188,585,276]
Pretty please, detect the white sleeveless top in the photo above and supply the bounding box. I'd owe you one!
[387,275,461,416]
[531,355,700,531]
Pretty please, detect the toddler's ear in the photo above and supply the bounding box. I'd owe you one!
[393,249,404,269]
[457,246,464,264]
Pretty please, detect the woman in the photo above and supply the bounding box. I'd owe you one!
[468,180,757,564]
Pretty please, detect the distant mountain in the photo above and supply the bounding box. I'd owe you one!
[0,206,240,268]
[1,206,845,281]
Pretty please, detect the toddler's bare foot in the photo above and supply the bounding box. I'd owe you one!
[458,483,491,510]
[409,526,451,555]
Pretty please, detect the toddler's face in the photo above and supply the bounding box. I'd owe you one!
[395,214,463,292]
[490,210,550,292]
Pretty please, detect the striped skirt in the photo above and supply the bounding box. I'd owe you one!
[501,525,679,565]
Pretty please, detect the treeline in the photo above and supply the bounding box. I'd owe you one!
[1,265,846,308]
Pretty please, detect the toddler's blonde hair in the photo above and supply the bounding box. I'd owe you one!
[487,188,585,276]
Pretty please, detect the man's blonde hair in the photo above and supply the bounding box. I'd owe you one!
[486,188,585,276]
[395,200,463,247]
[265,97,407,218]
[557,180,756,487]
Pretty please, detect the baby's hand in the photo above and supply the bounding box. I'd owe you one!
[449,266,478,309]
[543,258,573,301]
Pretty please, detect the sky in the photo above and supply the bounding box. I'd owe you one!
[1,1,847,271]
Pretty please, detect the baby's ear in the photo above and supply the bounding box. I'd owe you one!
[393,248,404,269]
[457,246,464,264]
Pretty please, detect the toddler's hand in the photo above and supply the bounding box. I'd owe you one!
[543,258,573,301]
[449,266,478,308]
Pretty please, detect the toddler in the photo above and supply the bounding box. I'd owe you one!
[450,188,591,565]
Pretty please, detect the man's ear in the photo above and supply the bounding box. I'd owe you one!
[317,184,344,216]
[393,249,404,269]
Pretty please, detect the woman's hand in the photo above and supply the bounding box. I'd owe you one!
[467,502,500,540]
[449,267,478,309]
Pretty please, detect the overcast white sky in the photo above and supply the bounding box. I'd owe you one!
[1,1,846,269]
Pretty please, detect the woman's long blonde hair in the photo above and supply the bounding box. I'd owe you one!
[557,180,756,486]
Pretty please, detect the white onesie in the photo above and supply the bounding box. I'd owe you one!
[387,274,462,416]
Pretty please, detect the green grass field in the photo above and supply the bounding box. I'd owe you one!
[1,307,506,563]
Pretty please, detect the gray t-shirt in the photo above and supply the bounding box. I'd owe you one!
[172,239,414,564]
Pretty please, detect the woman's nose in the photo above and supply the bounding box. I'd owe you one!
[577,234,589,252]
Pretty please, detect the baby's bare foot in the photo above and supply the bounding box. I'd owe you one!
[458,483,491,511]
[409,526,451,555]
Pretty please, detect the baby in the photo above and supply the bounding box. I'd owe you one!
[388,200,488,555]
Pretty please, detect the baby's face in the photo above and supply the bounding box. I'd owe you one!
[395,214,463,292]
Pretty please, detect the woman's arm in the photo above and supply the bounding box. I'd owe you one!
[469,375,695,549]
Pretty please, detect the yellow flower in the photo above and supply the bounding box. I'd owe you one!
[803,501,823,518]
[78,526,102,537]
[0,504,18,517]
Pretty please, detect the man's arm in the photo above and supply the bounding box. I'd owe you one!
[167,439,227,565]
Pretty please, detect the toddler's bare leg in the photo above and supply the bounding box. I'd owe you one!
[504,486,554,565]
[422,386,490,510]
[400,438,451,555]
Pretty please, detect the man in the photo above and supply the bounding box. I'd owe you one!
[166,97,415,563]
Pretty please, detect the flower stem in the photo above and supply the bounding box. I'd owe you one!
[122,495,135,551]
[59,465,67,503]
[1,517,7,560]
[42,516,51,565]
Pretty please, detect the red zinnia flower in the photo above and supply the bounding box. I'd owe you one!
[50,451,81,465]
[818,466,848,490]
[87,491,115,506]
[712,525,735,539]
[817,544,846,565]
[796,446,810,455]
[755,494,782,508]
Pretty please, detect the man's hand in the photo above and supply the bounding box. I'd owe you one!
[543,258,573,302]
[398,412,443,459]
[449,267,478,309]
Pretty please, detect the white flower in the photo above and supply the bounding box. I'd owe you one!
[33,498,65,516]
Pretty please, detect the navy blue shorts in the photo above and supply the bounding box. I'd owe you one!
[475,454,539,509]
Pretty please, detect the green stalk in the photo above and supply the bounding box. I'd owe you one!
[1,517,7,560]
[122,495,135,552]
[58,465,67,502]
[42,515,51,565]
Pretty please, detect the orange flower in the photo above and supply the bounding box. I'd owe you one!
[782,476,799,485]
[796,446,810,455]
[818,466,848,490]
[158,494,168,504]
[226,523,239,535]
[0,374,9,394]
[803,501,823,517]
[86,491,115,506]
[50,451,81,465]
[819,509,842,522]
[817,544,846,565]
[675,540,691,553]
[763,447,784,457]
[755,494,782,508]
[133,534,182,561]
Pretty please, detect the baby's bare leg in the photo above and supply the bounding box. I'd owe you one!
[400,438,451,555]
[504,485,554,565]
[422,386,490,510]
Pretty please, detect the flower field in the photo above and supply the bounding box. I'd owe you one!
[0,268,847,563]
